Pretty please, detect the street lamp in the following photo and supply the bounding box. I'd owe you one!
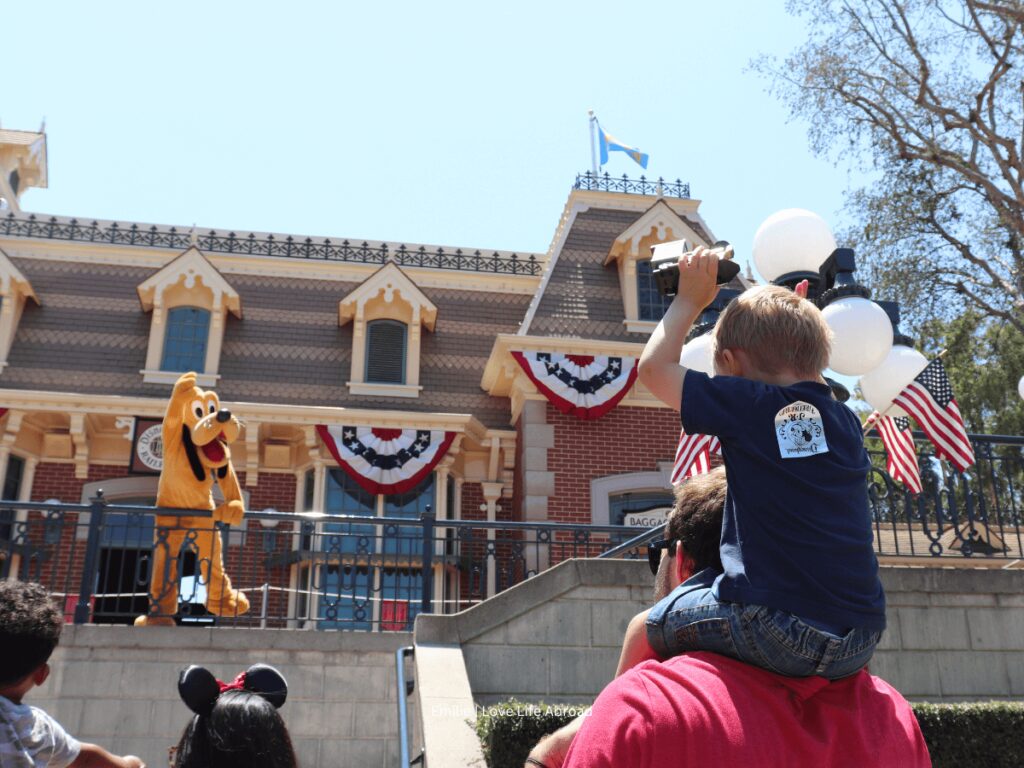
[1017,374,1024,401]
[857,303,926,418]
[751,211,893,377]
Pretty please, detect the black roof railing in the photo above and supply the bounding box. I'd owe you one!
[0,213,543,276]
[574,171,690,199]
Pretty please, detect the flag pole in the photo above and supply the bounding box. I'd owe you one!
[588,110,599,179]
[862,349,948,434]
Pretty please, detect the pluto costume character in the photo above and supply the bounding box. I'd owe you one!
[134,372,250,626]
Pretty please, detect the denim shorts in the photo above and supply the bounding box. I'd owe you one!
[646,577,882,680]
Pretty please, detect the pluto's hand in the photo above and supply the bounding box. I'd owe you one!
[213,499,245,526]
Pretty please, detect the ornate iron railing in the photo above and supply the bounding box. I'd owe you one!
[0,213,543,276]
[864,431,1024,559]
[0,496,646,631]
[574,172,690,198]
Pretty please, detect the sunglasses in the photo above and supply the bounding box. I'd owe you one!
[647,538,677,576]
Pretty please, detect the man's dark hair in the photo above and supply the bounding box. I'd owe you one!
[174,690,297,768]
[0,580,63,686]
[666,467,726,572]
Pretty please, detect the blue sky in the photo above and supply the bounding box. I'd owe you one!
[3,1,863,279]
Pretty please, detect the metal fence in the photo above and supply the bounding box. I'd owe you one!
[2,433,1022,631]
[0,494,647,631]
[573,172,691,198]
[0,213,543,276]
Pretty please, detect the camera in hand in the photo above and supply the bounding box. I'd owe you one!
[651,239,741,297]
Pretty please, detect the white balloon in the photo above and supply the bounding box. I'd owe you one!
[858,344,928,417]
[821,297,894,376]
[680,334,715,375]
[1017,374,1024,401]
[752,209,837,283]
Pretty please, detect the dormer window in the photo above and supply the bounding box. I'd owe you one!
[339,263,437,398]
[365,319,407,385]
[161,307,211,373]
[137,246,241,387]
[606,200,716,334]
[0,247,39,376]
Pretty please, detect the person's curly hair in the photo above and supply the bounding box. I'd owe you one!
[666,467,726,573]
[0,580,63,686]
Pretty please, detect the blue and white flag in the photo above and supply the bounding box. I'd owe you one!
[598,125,649,169]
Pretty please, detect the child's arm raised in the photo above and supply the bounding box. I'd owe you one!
[71,743,145,768]
[638,247,720,411]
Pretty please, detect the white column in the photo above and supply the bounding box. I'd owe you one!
[481,482,503,599]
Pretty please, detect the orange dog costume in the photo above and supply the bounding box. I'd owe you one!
[134,372,250,626]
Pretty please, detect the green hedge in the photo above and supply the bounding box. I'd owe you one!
[476,698,1024,768]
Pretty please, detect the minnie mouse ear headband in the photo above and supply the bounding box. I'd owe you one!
[177,664,288,716]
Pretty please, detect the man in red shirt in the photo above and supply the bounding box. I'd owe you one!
[527,469,930,768]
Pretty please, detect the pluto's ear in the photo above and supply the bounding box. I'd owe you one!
[182,425,206,483]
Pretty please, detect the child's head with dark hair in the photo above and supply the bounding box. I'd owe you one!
[0,580,63,687]
[174,690,297,768]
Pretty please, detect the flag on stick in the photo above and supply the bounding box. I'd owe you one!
[891,359,975,472]
[671,429,720,484]
[598,125,649,169]
[868,412,922,494]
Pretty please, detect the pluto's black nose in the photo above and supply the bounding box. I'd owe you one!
[216,408,231,423]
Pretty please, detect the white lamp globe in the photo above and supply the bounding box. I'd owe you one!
[752,209,838,283]
[1018,374,1024,401]
[680,334,715,375]
[858,344,929,418]
[821,297,894,376]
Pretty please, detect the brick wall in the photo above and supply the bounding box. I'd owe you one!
[546,404,680,525]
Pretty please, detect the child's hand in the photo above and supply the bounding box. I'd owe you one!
[674,246,719,311]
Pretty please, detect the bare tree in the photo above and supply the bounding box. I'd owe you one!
[756,0,1024,333]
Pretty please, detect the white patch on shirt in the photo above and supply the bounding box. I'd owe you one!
[775,401,829,458]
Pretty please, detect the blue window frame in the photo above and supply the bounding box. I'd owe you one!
[161,307,211,372]
[609,491,674,527]
[637,260,673,322]
[365,319,407,384]
[383,474,435,557]
[322,469,376,555]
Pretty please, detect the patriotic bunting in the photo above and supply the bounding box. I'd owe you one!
[891,359,975,473]
[671,429,721,484]
[316,425,456,496]
[868,412,922,494]
[511,351,638,420]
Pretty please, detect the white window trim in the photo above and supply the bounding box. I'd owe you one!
[0,247,39,375]
[137,247,241,386]
[590,464,674,526]
[338,263,436,398]
[605,201,710,329]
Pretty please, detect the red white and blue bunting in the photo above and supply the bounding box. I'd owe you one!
[316,425,457,496]
[511,351,638,420]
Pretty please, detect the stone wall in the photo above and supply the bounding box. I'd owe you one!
[415,559,1024,706]
[32,625,410,768]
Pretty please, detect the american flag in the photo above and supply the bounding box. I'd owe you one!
[891,359,976,472]
[671,429,721,484]
[869,412,922,494]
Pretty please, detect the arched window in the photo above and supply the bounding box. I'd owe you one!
[161,306,210,373]
[365,319,407,384]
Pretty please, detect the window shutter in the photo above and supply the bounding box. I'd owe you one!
[365,320,407,384]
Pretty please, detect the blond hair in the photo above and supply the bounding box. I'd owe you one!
[712,285,831,376]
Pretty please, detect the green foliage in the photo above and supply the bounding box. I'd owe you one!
[913,702,1024,768]
[477,697,1024,768]
[754,1,1024,335]
[474,699,579,768]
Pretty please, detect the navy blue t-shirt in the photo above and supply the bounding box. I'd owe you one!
[682,370,886,631]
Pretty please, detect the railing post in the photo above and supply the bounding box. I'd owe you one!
[420,508,435,615]
[74,491,106,624]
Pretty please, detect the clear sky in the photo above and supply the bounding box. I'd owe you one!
[3,0,863,280]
